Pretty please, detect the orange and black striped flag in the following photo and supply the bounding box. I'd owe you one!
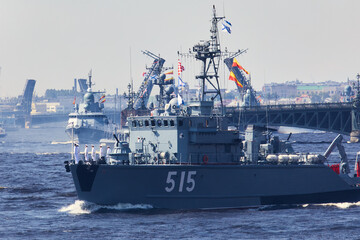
[232,58,249,75]
[229,71,243,88]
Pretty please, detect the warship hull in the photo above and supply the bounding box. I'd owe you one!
[65,127,111,144]
[70,164,360,209]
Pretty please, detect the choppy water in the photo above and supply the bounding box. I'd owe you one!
[1,122,360,239]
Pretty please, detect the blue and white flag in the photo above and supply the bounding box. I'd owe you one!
[222,19,232,34]
[150,75,157,81]
[178,76,185,86]
[224,20,232,27]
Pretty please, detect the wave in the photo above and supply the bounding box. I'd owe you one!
[292,141,332,144]
[277,127,325,134]
[59,200,153,215]
[59,200,92,215]
[51,141,72,145]
[35,152,69,155]
[303,201,360,209]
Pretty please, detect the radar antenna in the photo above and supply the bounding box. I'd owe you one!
[88,69,92,90]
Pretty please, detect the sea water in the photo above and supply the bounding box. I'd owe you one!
[1,122,360,239]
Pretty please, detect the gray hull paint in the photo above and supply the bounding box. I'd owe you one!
[70,164,360,209]
[65,127,110,144]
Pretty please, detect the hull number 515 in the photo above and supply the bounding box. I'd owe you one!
[165,171,197,193]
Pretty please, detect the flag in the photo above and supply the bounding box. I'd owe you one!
[165,77,174,82]
[72,96,76,105]
[224,20,232,27]
[222,23,231,34]
[150,75,157,80]
[165,70,173,75]
[178,76,185,86]
[222,19,232,34]
[142,72,147,77]
[232,58,249,75]
[177,94,183,105]
[178,60,185,76]
[101,98,106,103]
[229,71,243,88]
[99,94,105,101]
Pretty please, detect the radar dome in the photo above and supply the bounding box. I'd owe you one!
[344,85,352,95]
[84,92,95,103]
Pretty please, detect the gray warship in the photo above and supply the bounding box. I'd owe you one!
[65,72,113,144]
[65,6,360,209]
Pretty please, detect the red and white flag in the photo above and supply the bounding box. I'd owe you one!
[178,60,185,76]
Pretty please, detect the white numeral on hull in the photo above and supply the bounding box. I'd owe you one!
[165,171,197,193]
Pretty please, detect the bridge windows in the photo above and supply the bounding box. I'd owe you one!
[132,118,178,128]
[132,120,137,127]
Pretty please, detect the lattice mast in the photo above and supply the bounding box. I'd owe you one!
[193,5,224,108]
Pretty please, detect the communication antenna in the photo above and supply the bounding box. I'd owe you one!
[88,69,92,89]
[129,47,133,102]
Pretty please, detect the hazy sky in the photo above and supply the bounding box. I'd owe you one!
[1,0,360,98]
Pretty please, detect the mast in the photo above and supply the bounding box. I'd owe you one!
[88,70,92,90]
[193,6,224,106]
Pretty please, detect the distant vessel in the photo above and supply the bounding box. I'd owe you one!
[65,6,360,209]
[65,72,113,144]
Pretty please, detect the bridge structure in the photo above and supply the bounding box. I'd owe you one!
[13,79,36,127]
[226,100,360,142]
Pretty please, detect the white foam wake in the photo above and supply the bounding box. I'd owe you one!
[35,152,59,155]
[59,200,153,215]
[303,201,360,209]
[59,200,91,215]
[51,141,72,145]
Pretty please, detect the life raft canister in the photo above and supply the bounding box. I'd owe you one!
[202,155,209,164]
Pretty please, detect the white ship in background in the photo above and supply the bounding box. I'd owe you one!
[65,71,114,144]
